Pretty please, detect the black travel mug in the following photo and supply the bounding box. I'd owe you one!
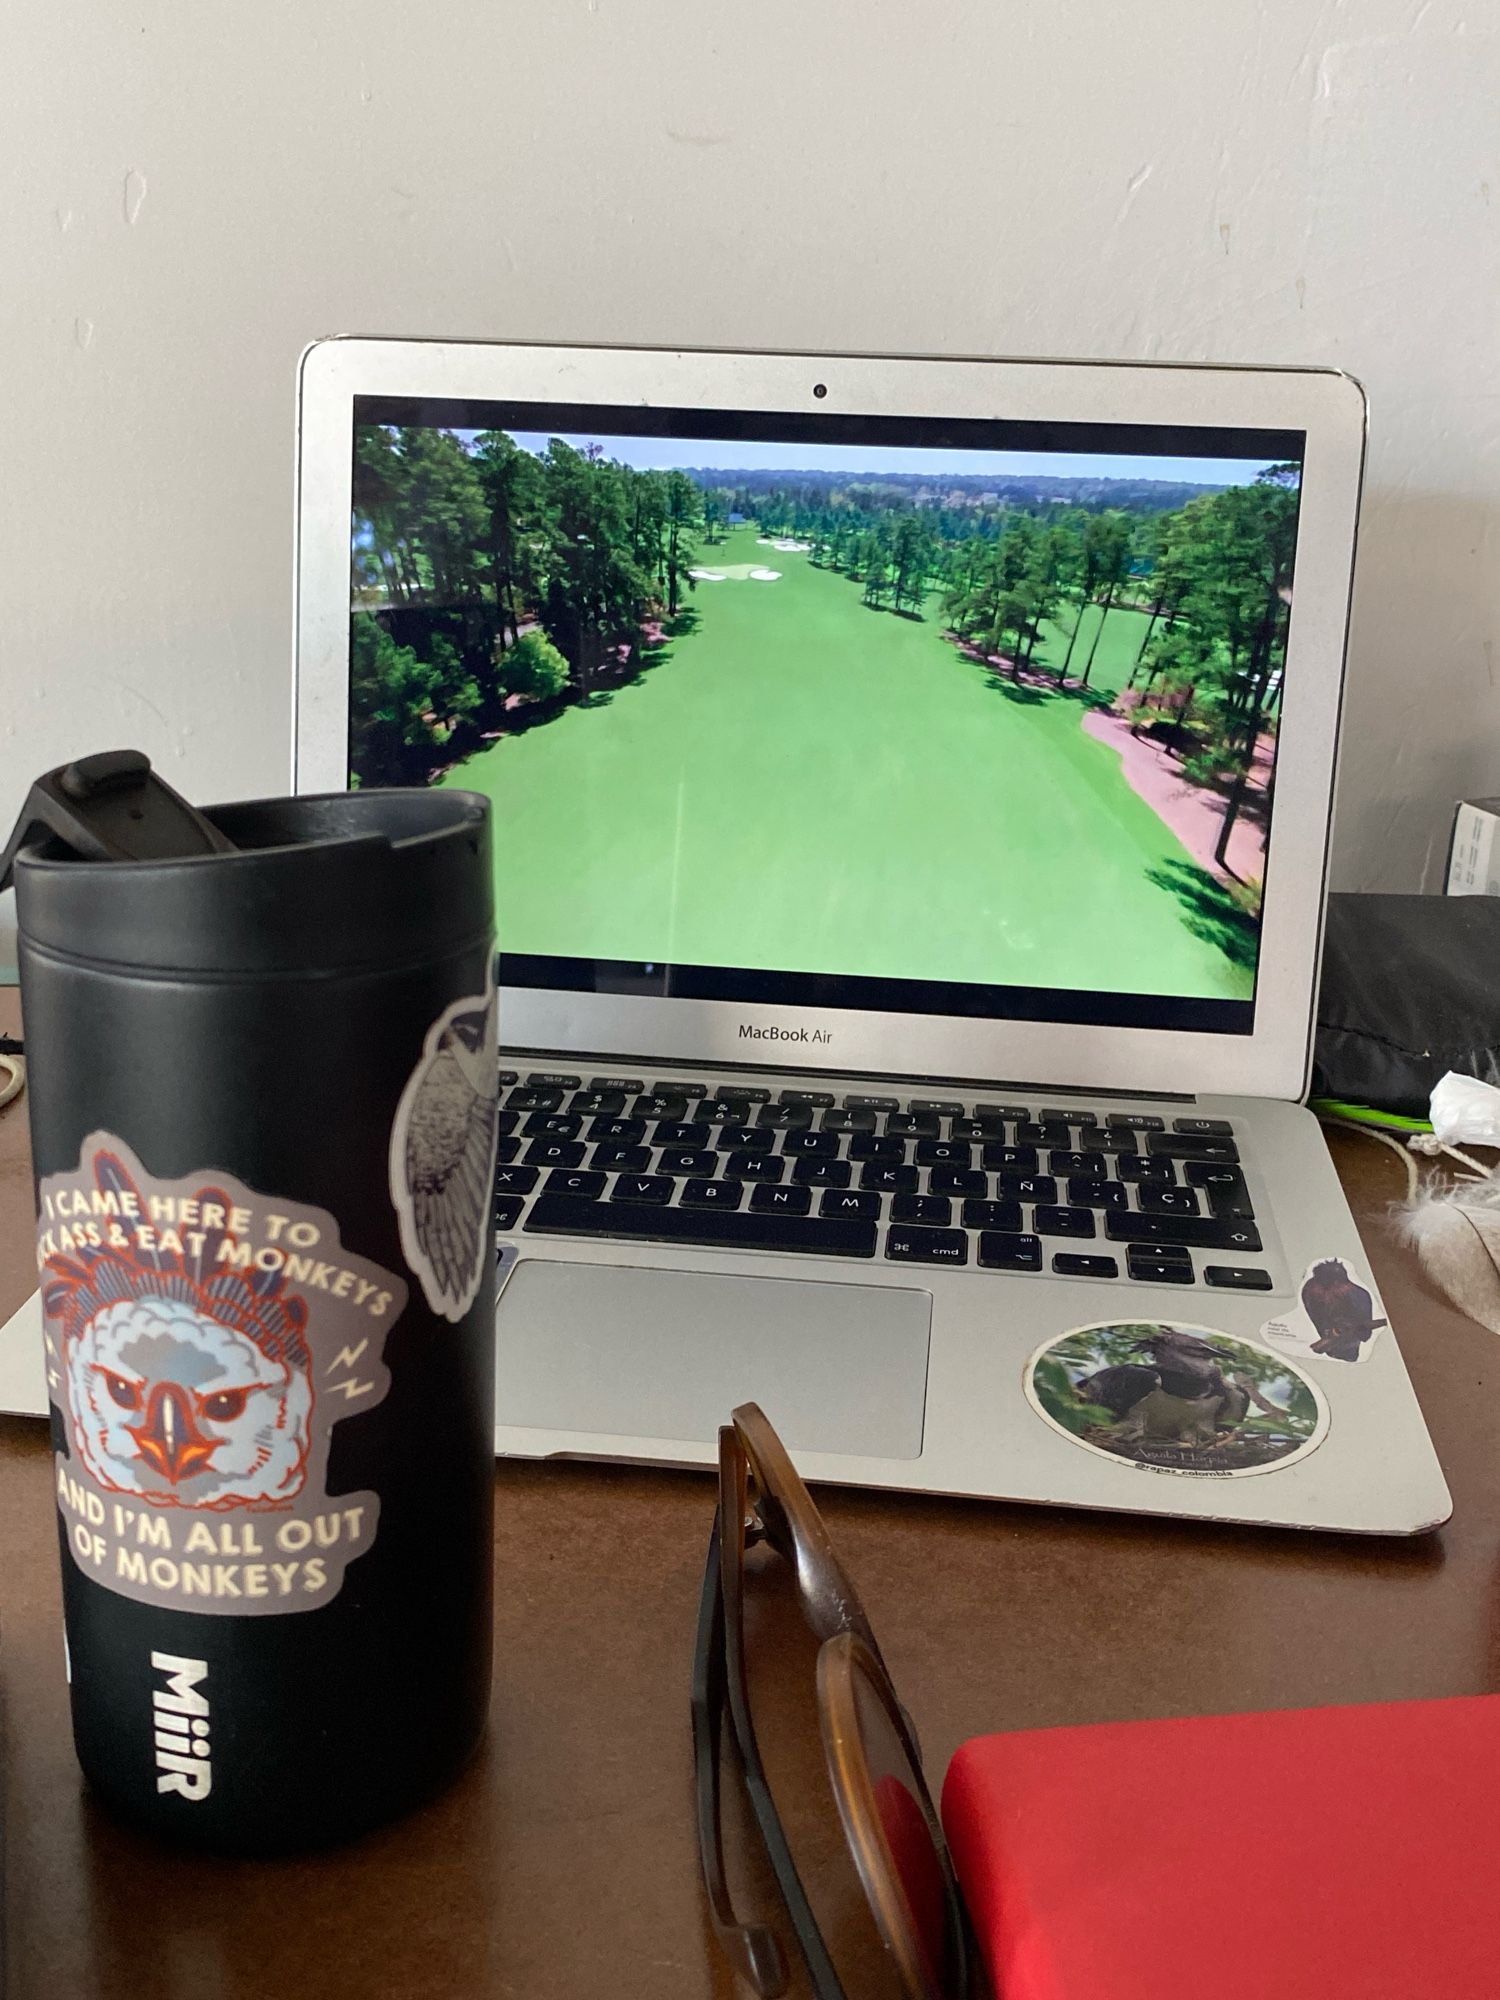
[1,754,498,1851]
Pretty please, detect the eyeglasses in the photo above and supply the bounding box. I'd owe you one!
[692,1403,976,1999]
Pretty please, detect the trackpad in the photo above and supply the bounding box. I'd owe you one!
[497,1259,930,1459]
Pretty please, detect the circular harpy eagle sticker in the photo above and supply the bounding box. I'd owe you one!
[1025,1320,1329,1478]
[389,973,500,1322]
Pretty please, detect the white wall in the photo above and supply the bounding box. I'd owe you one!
[3,0,1498,892]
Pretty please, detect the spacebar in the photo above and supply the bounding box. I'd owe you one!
[524,1194,878,1258]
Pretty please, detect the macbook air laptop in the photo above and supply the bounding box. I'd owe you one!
[290,338,1450,1535]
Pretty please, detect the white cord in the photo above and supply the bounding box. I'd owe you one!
[0,1051,23,1112]
[1317,1113,1423,1202]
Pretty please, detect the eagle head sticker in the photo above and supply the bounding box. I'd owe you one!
[37,1134,403,1614]
[390,973,500,1321]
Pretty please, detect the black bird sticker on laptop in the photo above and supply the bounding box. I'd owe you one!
[1261,1257,1388,1366]
[390,974,500,1322]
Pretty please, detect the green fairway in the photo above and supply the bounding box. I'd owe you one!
[443,528,1251,998]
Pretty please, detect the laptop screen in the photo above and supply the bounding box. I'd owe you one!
[348,397,1305,1037]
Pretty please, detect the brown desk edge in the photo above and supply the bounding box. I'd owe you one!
[1,984,1496,1999]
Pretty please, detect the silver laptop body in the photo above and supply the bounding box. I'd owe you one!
[294,339,1449,1535]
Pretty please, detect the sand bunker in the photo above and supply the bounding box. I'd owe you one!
[691,563,780,582]
[688,569,725,582]
[757,537,810,552]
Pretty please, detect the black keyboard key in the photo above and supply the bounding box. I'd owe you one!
[910,1099,966,1116]
[792,1158,852,1188]
[497,1069,519,1086]
[728,1152,785,1183]
[495,1136,521,1166]
[1015,1121,1071,1147]
[782,1089,835,1107]
[651,1120,702,1146]
[569,1090,626,1117]
[1053,1253,1118,1279]
[886,1225,968,1265]
[524,1139,586,1169]
[978,1232,1042,1271]
[656,1079,708,1098]
[1175,1117,1234,1136]
[1041,1108,1086,1126]
[823,1107,877,1133]
[962,1198,1023,1231]
[756,1103,813,1130]
[695,1098,753,1125]
[493,1195,523,1232]
[886,1111,940,1137]
[506,1086,564,1112]
[1138,1186,1201,1217]
[633,1094,688,1121]
[543,1168,607,1200]
[950,1115,1004,1140]
[1205,1265,1273,1291]
[750,1184,812,1215]
[1067,1177,1128,1210]
[1107,1111,1165,1131]
[783,1130,841,1159]
[611,1174,675,1205]
[1034,1205,1096,1239]
[715,1125,773,1153]
[1116,1152,1178,1184]
[527,1071,581,1089]
[821,1190,880,1220]
[723,1085,772,1103]
[1105,1213,1263,1253]
[975,1103,1031,1122]
[915,1139,974,1167]
[590,1076,644,1094]
[590,1116,647,1145]
[526,1193,877,1258]
[892,1193,953,1226]
[996,1173,1058,1204]
[860,1162,918,1194]
[1184,1164,1256,1218]
[845,1094,899,1111]
[983,1144,1039,1174]
[849,1134,907,1162]
[1077,1125,1123,1152]
[1146,1132,1240,1164]
[496,1110,519,1138]
[927,1166,987,1198]
[1128,1251,1196,1285]
[590,1143,652,1173]
[493,1164,540,1196]
[659,1147,718,1176]
[523,1111,583,1139]
[681,1177,744,1209]
[1049,1150,1106,1177]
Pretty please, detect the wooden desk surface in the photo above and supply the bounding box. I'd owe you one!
[2,980,1498,1999]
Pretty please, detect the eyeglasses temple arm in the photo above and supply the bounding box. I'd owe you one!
[691,1512,790,1999]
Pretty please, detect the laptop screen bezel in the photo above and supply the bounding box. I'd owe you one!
[294,339,1364,1102]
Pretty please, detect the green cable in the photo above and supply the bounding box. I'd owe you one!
[1310,1096,1432,1134]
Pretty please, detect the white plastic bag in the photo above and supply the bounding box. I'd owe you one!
[1427,1070,1500,1148]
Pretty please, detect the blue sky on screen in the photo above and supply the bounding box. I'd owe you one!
[453,429,1289,487]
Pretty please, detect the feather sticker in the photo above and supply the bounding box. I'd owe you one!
[389,972,500,1322]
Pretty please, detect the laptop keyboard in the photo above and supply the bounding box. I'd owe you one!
[493,1072,1270,1290]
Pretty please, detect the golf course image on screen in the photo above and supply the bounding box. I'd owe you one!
[348,411,1300,1022]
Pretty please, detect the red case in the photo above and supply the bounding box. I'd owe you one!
[942,1695,1500,1998]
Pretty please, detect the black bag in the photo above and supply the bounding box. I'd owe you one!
[1312,892,1500,1117]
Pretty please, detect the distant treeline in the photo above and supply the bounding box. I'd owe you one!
[350,425,1298,871]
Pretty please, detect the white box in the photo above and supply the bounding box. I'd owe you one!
[1445,797,1500,895]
